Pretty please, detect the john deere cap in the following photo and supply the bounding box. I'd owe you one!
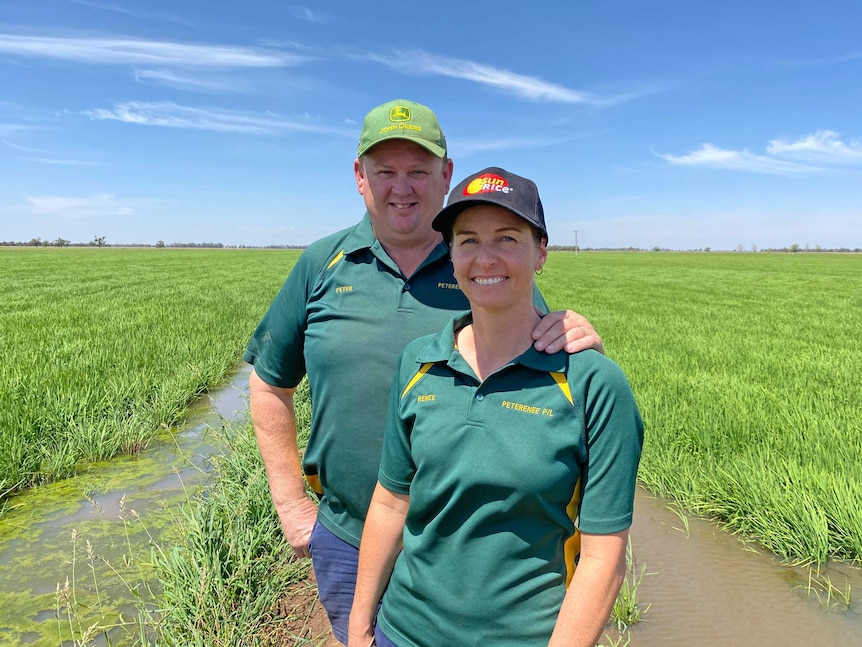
[432,167,547,241]
[357,99,447,158]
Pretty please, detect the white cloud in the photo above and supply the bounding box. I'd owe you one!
[84,101,356,136]
[0,33,304,68]
[29,158,100,166]
[291,6,329,23]
[72,0,191,25]
[767,130,862,164]
[359,49,601,104]
[4,139,97,164]
[656,143,821,174]
[0,123,41,134]
[3,139,46,153]
[454,132,598,157]
[134,68,239,92]
[26,194,134,218]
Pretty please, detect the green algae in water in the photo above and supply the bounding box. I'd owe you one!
[0,413,226,647]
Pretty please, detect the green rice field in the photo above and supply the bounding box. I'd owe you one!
[538,251,862,564]
[0,247,300,498]
[2,246,860,566]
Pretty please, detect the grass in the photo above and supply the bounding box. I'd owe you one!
[142,379,314,645]
[611,539,652,631]
[0,247,300,501]
[146,426,307,645]
[537,251,862,564]
[3,248,861,644]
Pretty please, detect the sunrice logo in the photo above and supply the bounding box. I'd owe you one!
[463,174,513,196]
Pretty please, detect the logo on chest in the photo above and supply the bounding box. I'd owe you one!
[502,400,554,417]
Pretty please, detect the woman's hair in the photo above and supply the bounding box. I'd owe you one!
[444,221,547,248]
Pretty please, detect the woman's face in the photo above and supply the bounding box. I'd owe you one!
[450,205,547,313]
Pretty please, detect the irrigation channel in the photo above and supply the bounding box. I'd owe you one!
[1,366,861,646]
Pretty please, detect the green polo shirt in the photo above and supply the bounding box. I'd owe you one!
[244,215,548,546]
[377,314,643,647]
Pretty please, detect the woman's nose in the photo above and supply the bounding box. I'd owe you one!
[476,242,497,265]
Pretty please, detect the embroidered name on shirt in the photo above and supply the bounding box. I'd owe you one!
[502,400,554,417]
[417,394,436,402]
[437,282,461,290]
[336,285,353,293]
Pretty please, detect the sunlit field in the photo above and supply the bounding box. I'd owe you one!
[3,246,860,644]
[0,247,301,500]
[2,247,860,563]
[537,251,862,564]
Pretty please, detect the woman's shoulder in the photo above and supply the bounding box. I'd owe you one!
[567,349,634,391]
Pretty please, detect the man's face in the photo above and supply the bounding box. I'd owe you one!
[354,139,453,246]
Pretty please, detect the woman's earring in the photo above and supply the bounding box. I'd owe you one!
[535,267,543,276]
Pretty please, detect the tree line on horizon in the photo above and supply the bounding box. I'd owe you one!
[1,237,859,254]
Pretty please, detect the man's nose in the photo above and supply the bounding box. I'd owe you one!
[390,174,414,194]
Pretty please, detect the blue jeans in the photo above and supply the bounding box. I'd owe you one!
[375,624,399,647]
[309,521,359,644]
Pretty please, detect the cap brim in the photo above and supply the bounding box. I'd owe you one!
[432,199,496,234]
[358,134,446,158]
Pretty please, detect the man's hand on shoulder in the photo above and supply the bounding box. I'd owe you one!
[531,308,605,356]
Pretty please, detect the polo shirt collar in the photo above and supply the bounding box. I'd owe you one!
[340,213,379,256]
[343,213,451,269]
[415,313,569,374]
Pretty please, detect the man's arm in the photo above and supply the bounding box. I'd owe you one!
[348,483,410,647]
[548,529,628,647]
[532,308,605,355]
[249,368,319,558]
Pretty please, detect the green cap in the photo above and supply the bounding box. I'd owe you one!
[357,99,447,158]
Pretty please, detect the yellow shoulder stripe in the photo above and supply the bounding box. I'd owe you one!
[326,250,345,270]
[550,371,573,406]
[401,362,435,399]
[564,476,583,587]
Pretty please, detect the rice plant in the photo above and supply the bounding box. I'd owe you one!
[538,251,862,564]
[0,247,299,501]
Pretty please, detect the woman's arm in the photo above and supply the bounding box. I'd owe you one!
[348,483,410,647]
[548,529,629,647]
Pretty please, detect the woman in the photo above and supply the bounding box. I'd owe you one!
[348,167,644,647]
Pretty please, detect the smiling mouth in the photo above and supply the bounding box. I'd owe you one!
[391,202,417,209]
[473,277,507,285]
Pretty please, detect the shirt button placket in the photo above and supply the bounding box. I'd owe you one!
[466,390,486,427]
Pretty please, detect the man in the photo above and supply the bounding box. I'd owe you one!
[243,99,603,644]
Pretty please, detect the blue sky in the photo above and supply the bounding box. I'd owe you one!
[1,1,860,250]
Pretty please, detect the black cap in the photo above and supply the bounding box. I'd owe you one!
[432,167,547,241]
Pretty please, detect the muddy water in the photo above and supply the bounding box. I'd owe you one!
[1,367,861,646]
[627,488,862,645]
